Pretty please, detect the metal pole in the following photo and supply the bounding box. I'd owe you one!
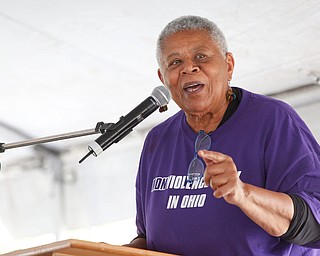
[0,128,99,152]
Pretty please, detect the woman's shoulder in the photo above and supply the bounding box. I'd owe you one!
[240,87,299,117]
[147,110,184,138]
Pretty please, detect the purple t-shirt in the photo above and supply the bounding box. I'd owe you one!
[135,88,320,255]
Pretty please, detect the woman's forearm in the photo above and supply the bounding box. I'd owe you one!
[237,183,294,237]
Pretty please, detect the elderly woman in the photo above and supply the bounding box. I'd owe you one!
[128,16,320,255]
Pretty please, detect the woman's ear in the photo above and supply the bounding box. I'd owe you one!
[158,68,165,85]
[226,52,235,81]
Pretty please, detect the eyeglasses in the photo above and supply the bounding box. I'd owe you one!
[187,130,211,183]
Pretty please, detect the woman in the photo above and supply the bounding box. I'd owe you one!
[128,16,320,255]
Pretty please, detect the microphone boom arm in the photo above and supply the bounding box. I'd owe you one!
[0,121,112,153]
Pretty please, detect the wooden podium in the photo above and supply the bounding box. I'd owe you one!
[1,239,177,256]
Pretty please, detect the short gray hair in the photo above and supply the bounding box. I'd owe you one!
[156,15,228,66]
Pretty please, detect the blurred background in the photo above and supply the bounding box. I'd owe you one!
[0,0,319,253]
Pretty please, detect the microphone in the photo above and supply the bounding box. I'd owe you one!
[79,86,171,163]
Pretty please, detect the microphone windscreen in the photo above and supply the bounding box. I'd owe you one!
[151,86,171,107]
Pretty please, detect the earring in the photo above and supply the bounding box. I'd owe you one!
[226,88,236,101]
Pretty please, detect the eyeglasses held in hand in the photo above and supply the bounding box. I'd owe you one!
[187,130,211,183]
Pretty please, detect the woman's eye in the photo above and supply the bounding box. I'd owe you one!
[196,54,206,59]
[169,60,181,66]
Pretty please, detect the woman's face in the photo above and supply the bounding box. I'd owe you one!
[158,29,234,117]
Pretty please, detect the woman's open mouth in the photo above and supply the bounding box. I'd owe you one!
[183,82,205,93]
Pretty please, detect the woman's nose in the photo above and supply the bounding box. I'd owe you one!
[181,60,200,75]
